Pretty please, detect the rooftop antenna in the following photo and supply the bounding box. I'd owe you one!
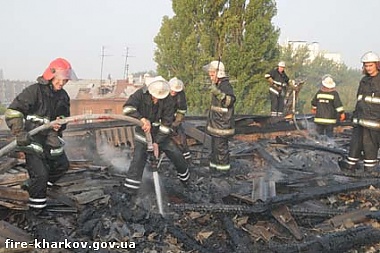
[123,46,135,80]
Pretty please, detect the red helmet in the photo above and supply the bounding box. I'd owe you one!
[42,58,78,81]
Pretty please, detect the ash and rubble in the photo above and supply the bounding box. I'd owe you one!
[1,117,380,253]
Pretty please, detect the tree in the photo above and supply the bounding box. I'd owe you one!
[154,0,279,115]
[154,0,361,116]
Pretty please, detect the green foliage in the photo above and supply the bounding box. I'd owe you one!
[154,0,279,115]
[154,0,361,116]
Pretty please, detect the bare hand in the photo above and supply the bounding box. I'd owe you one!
[141,118,151,133]
[153,143,159,158]
[52,117,62,132]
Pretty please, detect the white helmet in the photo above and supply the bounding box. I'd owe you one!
[278,61,286,67]
[168,77,184,92]
[147,77,170,99]
[321,75,335,89]
[203,60,226,78]
[361,51,380,63]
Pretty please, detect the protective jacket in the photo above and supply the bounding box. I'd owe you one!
[311,89,344,125]
[122,86,189,190]
[168,91,187,124]
[267,68,289,116]
[268,68,289,96]
[5,78,70,208]
[354,73,380,129]
[167,91,191,160]
[123,85,173,144]
[207,77,235,137]
[352,72,380,169]
[206,77,235,171]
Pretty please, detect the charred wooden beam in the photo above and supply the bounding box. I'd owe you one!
[316,208,372,230]
[268,226,380,253]
[181,122,211,149]
[169,203,266,214]
[271,205,303,240]
[275,142,347,156]
[166,224,212,253]
[221,215,253,253]
[171,180,380,215]
[289,206,343,218]
[267,179,380,208]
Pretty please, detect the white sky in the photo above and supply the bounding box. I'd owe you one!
[0,0,378,81]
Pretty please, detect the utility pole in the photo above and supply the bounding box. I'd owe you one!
[99,46,111,85]
[123,46,134,80]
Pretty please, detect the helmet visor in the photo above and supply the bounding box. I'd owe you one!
[54,68,78,81]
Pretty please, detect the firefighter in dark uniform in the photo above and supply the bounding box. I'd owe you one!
[203,60,235,171]
[265,61,289,117]
[168,77,191,161]
[339,51,380,171]
[311,75,345,137]
[5,58,77,210]
[122,77,190,192]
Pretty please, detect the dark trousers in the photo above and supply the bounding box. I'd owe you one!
[26,152,69,199]
[172,124,190,159]
[348,126,363,160]
[362,127,380,168]
[270,92,284,115]
[210,136,230,170]
[126,137,189,188]
[315,124,334,137]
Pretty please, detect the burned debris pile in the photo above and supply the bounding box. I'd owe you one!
[0,117,380,252]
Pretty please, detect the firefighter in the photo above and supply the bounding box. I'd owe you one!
[339,51,380,171]
[265,61,290,116]
[122,77,190,192]
[5,58,77,210]
[203,60,235,172]
[311,75,345,137]
[168,77,191,162]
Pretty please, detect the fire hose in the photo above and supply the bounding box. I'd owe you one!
[0,114,165,215]
[0,114,154,157]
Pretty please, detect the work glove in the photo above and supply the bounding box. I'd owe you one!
[311,108,317,114]
[16,131,32,146]
[209,84,226,100]
[172,121,180,134]
[172,121,181,128]
[340,113,346,121]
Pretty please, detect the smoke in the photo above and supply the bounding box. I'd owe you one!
[97,141,132,174]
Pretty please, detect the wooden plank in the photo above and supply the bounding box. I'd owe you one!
[73,189,105,205]
[271,205,303,240]
[47,189,77,208]
[0,173,28,186]
[323,208,372,228]
[0,220,32,247]
[61,180,120,193]
[0,187,28,202]
[0,158,19,174]
[182,122,211,149]
[113,128,120,146]
[0,200,27,210]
